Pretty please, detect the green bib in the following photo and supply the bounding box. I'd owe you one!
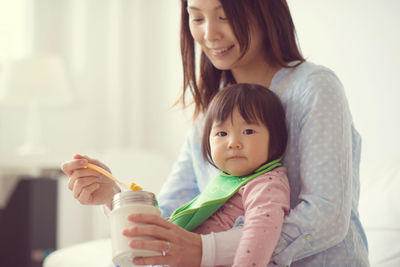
[167,158,282,231]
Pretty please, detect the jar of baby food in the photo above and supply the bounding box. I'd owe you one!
[109,190,161,267]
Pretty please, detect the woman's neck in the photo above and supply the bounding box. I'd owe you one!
[231,60,281,88]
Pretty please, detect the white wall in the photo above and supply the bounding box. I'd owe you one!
[1,1,398,179]
[1,0,399,249]
[288,0,400,171]
[0,0,188,165]
[0,0,188,248]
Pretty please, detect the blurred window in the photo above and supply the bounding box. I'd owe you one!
[0,0,28,60]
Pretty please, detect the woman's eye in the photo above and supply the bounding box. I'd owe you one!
[219,16,228,21]
[189,15,203,23]
[192,18,203,22]
[243,129,255,135]
[217,131,227,137]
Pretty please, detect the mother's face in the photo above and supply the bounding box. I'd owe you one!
[187,0,266,72]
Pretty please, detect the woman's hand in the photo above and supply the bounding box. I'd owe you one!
[123,213,202,267]
[60,154,120,207]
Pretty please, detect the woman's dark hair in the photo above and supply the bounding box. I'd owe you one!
[201,83,288,166]
[179,0,304,118]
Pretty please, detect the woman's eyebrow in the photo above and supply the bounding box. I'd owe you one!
[187,5,222,11]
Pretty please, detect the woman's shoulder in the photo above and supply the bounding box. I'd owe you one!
[288,61,339,83]
[277,61,344,98]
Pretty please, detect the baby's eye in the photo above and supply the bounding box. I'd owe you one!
[243,129,255,135]
[217,131,227,137]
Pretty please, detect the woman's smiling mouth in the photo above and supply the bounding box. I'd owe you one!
[209,45,235,56]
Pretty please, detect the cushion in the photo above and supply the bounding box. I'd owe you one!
[43,238,112,267]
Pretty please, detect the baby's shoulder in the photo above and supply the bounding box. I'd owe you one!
[241,167,288,191]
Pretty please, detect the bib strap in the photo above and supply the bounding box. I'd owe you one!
[168,158,282,231]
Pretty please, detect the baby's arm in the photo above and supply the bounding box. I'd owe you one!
[234,169,290,266]
[200,227,242,266]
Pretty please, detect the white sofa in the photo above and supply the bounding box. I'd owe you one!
[44,238,112,267]
[44,157,400,267]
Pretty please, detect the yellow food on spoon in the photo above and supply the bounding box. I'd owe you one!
[130,182,142,191]
[86,163,142,191]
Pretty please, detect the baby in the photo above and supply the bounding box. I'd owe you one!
[168,83,290,266]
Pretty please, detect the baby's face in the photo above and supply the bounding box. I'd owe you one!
[209,108,270,176]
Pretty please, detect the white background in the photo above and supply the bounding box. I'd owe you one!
[0,0,399,250]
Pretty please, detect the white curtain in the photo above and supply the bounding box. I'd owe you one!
[27,0,190,247]
[29,0,187,157]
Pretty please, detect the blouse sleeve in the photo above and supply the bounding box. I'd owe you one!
[271,70,354,266]
[157,125,200,218]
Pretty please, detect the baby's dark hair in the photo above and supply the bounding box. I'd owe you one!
[201,83,288,166]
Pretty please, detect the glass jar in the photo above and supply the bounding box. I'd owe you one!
[109,190,161,267]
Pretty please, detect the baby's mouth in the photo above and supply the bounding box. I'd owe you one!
[228,155,245,159]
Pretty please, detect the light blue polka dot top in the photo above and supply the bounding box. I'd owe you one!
[158,61,369,266]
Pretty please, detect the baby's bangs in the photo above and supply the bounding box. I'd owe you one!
[212,97,236,125]
[211,90,262,126]
[236,90,264,125]
[238,104,262,125]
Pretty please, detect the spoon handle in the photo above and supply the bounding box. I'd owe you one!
[86,163,130,190]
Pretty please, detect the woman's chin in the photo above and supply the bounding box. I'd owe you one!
[206,56,236,71]
[211,62,233,71]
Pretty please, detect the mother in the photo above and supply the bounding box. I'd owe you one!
[62,0,369,266]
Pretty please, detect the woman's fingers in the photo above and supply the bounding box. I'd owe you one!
[127,213,176,230]
[61,154,111,177]
[123,223,173,241]
[124,214,202,267]
[128,239,169,253]
[77,183,100,205]
[133,255,175,266]
[129,240,177,266]
[72,177,99,198]
[61,157,87,176]
[73,153,87,160]
[67,168,102,190]
[123,215,178,266]
[83,155,112,173]
[60,154,118,206]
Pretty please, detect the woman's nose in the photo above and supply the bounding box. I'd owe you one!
[204,20,222,42]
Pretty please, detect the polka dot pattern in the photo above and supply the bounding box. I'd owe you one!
[157,62,369,266]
